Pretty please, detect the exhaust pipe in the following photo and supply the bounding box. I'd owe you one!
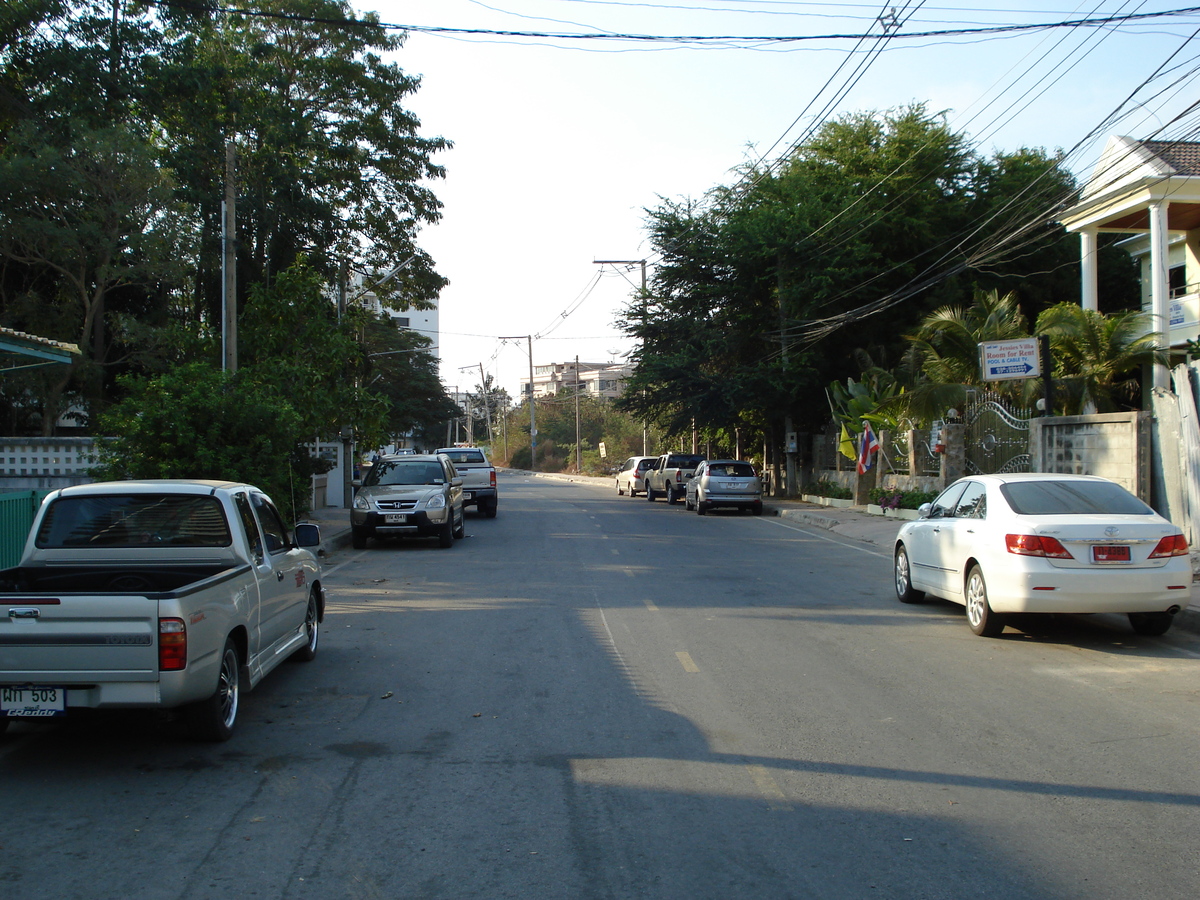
[1167,605,1182,615]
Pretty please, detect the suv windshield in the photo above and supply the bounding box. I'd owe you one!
[1000,480,1153,516]
[366,461,445,486]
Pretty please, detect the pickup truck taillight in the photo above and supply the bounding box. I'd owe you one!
[159,618,187,670]
[490,470,497,489]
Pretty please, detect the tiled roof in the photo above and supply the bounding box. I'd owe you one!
[1141,141,1200,176]
[0,326,78,352]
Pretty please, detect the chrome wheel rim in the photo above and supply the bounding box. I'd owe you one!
[966,574,986,628]
[217,647,239,730]
[895,550,910,597]
[304,596,319,653]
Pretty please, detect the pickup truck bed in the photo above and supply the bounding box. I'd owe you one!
[436,447,498,517]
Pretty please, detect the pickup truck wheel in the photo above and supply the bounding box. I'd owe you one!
[646,486,656,501]
[483,499,497,519]
[186,637,240,742]
[438,517,454,548]
[292,590,320,662]
[666,484,678,505]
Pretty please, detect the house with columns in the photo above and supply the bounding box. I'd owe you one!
[1060,136,1200,391]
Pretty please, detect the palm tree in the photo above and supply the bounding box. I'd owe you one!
[1034,302,1167,414]
[890,289,1034,423]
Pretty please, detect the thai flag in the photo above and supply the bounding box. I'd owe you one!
[857,421,880,475]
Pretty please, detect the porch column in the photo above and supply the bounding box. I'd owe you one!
[1079,227,1099,311]
[1149,201,1171,391]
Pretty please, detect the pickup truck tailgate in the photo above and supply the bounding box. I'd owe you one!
[0,595,160,681]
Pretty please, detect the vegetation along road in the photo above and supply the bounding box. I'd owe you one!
[2,474,1198,899]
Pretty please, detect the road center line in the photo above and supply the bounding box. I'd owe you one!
[675,651,700,673]
[746,764,792,810]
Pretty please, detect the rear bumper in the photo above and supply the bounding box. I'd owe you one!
[460,487,497,509]
[986,564,1193,615]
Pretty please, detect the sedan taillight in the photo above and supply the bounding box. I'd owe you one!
[1148,534,1189,558]
[1006,534,1073,559]
[159,618,187,671]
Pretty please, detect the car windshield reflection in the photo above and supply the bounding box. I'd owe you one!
[367,462,444,486]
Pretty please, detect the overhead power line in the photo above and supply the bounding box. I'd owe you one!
[148,1,1200,48]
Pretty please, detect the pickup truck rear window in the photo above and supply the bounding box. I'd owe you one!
[36,494,233,548]
[439,450,486,464]
[667,455,705,469]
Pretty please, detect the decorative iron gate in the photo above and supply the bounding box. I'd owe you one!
[963,391,1031,475]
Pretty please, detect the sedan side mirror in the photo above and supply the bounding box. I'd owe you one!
[917,503,934,519]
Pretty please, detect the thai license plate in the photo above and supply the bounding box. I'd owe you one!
[384,514,407,524]
[2,686,65,717]
[1092,545,1131,562]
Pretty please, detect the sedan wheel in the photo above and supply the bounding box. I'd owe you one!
[965,565,1005,637]
[894,545,924,604]
[616,480,624,496]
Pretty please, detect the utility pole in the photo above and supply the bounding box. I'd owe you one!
[575,355,582,473]
[500,335,535,469]
[478,362,494,444]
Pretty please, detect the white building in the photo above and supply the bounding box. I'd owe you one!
[343,271,439,357]
[520,361,632,399]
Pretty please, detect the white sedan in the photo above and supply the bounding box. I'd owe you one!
[893,473,1192,637]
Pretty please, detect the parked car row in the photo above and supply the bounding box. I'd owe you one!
[351,449,499,550]
[615,455,764,516]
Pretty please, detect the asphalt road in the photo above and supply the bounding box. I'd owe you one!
[2,474,1199,899]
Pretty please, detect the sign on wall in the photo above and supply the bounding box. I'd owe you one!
[979,338,1042,382]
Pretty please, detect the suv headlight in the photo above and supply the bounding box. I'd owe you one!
[424,493,447,510]
[354,495,370,511]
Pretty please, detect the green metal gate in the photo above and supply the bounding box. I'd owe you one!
[0,490,51,569]
[963,392,1032,475]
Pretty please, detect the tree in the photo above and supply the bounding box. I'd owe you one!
[0,120,189,431]
[92,363,327,524]
[1035,302,1166,414]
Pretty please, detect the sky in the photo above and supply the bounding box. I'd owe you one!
[352,1,1200,399]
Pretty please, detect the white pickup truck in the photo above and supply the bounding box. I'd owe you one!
[645,452,706,505]
[0,480,324,741]
[436,447,498,517]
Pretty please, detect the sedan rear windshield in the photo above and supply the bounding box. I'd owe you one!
[36,494,232,548]
[999,480,1154,516]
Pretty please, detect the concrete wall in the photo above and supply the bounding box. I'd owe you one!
[1027,411,1151,499]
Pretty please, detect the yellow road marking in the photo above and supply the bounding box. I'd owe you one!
[746,764,792,811]
[643,598,659,612]
[675,651,699,673]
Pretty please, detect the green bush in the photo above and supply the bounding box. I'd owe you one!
[801,479,853,499]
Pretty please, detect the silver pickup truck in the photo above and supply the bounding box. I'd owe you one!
[436,447,498,517]
[0,480,324,741]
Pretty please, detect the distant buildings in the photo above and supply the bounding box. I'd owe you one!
[521,360,632,399]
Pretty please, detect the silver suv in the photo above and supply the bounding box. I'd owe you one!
[685,460,763,515]
[351,454,465,548]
